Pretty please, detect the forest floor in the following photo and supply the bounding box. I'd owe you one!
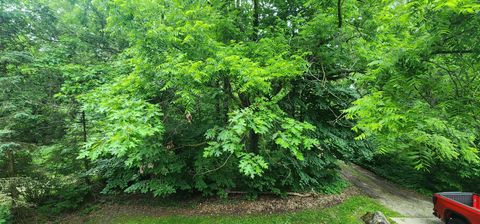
[54,193,398,224]
[56,187,364,223]
[43,163,444,224]
[340,163,442,224]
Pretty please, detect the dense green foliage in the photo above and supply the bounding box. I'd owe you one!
[346,0,480,169]
[0,0,479,222]
[360,153,480,196]
[0,193,10,224]
[74,0,368,198]
[346,0,480,192]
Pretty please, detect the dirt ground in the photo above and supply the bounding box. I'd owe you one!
[341,163,442,224]
[55,186,360,223]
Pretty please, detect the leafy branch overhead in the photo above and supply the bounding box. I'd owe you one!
[345,0,480,170]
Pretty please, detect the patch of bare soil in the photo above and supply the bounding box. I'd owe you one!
[56,187,360,224]
[193,187,359,215]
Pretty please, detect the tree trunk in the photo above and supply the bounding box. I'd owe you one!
[222,78,230,124]
[252,0,260,40]
[7,149,18,201]
[82,111,87,142]
[239,94,259,153]
[81,111,92,186]
[249,130,259,153]
[337,0,342,28]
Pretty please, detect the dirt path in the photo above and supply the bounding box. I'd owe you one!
[341,163,442,224]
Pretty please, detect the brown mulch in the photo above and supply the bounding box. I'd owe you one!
[193,187,360,215]
[53,186,361,224]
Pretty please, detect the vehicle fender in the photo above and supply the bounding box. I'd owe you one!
[473,194,479,210]
[445,209,471,224]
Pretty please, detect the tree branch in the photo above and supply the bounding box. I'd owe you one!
[337,0,342,28]
[306,68,365,82]
[432,50,479,55]
[226,190,319,197]
[170,142,207,151]
[194,153,233,177]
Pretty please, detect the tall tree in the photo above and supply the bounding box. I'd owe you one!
[0,0,63,217]
[76,0,373,197]
[346,1,480,171]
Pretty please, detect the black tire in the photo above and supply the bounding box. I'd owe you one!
[448,217,468,224]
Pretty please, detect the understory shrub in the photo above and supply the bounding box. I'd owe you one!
[0,194,11,224]
[37,182,90,215]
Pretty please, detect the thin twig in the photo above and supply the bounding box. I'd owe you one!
[226,190,319,197]
[194,153,233,177]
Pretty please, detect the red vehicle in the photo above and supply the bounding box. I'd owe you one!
[433,192,480,224]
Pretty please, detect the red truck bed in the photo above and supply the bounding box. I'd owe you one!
[433,192,480,224]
